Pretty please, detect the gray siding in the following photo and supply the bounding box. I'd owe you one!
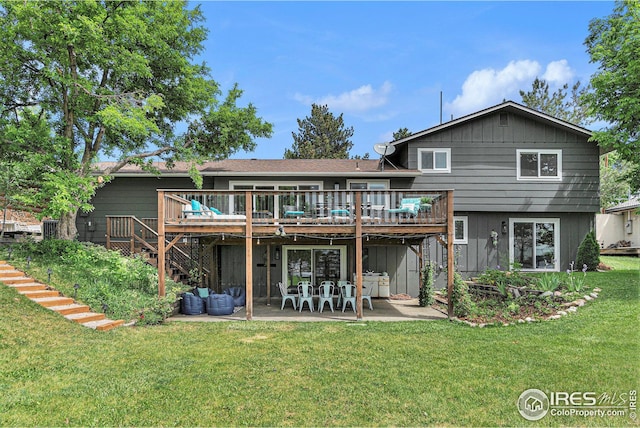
[405,111,600,212]
[430,211,595,285]
[78,176,196,243]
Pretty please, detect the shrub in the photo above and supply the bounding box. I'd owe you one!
[576,231,600,271]
[419,262,435,307]
[451,271,472,318]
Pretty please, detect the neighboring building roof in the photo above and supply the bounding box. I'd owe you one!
[605,196,640,214]
[94,159,421,177]
[389,100,596,149]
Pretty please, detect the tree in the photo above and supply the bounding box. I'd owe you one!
[519,78,592,126]
[284,104,354,159]
[584,0,640,192]
[392,127,412,141]
[600,152,632,209]
[0,1,272,239]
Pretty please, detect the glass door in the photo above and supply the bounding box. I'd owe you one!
[283,246,346,286]
[510,218,559,271]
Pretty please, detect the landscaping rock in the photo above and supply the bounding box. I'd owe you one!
[567,306,578,312]
[584,295,592,301]
[590,292,598,298]
[575,299,586,306]
[594,288,602,292]
[554,291,563,297]
[558,310,567,316]
[540,291,553,297]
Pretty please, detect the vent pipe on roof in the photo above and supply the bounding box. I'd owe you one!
[440,91,443,124]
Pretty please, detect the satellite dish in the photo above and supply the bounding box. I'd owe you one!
[373,143,398,171]
[373,143,396,156]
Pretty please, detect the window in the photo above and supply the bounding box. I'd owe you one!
[517,150,562,180]
[509,218,560,271]
[453,216,468,244]
[418,148,451,173]
[347,180,390,207]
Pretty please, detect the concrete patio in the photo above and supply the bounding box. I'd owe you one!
[168,297,448,322]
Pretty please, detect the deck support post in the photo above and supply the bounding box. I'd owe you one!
[245,191,253,320]
[446,190,454,318]
[266,244,271,305]
[158,191,166,297]
[355,192,363,321]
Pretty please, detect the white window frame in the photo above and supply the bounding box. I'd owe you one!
[346,180,390,208]
[509,218,560,272]
[418,148,451,173]
[516,149,562,181]
[453,216,468,244]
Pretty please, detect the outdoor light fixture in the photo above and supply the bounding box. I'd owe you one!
[257,237,260,245]
[274,247,281,260]
[334,182,340,190]
[221,234,225,241]
[501,221,507,235]
[47,268,52,282]
[26,256,31,268]
[7,247,12,260]
[73,283,80,300]
[275,225,286,236]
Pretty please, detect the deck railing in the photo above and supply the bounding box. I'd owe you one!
[162,189,449,226]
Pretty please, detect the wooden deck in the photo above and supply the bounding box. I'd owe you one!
[115,189,456,321]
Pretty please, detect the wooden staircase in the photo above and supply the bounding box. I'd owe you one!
[0,260,125,331]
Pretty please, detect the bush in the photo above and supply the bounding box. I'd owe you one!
[451,271,472,318]
[576,231,600,271]
[419,262,435,307]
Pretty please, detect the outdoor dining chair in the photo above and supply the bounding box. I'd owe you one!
[278,282,297,310]
[297,281,314,312]
[317,280,335,313]
[336,280,351,308]
[362,283,374,310]
[340,282,356,313]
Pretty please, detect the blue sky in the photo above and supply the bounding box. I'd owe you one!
[195,1,614,160]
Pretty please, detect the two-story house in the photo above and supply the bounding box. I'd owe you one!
[84,100,599,317]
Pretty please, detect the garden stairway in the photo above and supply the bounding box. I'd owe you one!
[0,260,125,331]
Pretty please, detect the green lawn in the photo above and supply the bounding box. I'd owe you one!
[0,256,638,426]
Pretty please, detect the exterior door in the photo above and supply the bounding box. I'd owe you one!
[283,245,346,286]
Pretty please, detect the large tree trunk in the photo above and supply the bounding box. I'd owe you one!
[57,210,78,240]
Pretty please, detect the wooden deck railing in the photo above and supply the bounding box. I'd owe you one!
[161,189,449,227]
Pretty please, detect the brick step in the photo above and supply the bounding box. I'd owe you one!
[84,319,126,331]
[20,289,60,299]
[48,303,91,316]
[31,296,75,307]
[7,282,47,292]
[65,312,106,324]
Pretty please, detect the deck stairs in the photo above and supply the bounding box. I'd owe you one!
[0,260,125,331]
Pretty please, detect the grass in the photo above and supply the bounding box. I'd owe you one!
[0,255,638,426]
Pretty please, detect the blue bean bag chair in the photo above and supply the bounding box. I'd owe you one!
[224,286,246,307]
[181,292,205,315]
[207,293,235,316]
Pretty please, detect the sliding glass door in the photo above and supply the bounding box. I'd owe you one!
[283,246,346,286]
[509,218,560,271]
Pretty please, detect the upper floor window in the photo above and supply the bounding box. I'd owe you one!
[418,148,451,173]
[516,149,562,181]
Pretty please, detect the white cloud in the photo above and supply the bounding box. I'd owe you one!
[542,59,574,85]
[447,60,541,117]
[294,81,393,113]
